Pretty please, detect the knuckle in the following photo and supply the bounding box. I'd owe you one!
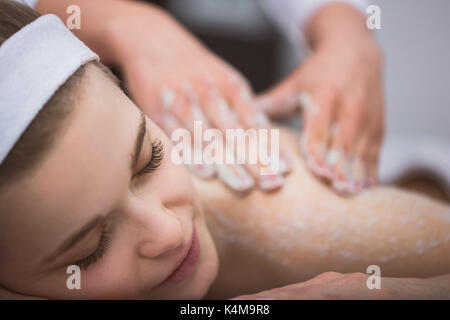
[342,272,367,283]
[315,271,343,282]
[379,286,398,297]
[346,95,366,116]
[316,86,339,109]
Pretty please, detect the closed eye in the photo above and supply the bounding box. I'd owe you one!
[74,227,111,270]
[137,139,164,176]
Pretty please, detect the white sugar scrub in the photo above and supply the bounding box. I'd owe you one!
[255,112,271,128]
[161,88,175,110]
[216,97,238,126]
[216,163,254,192]
[192,105,207,122]
[195,127,450,291]
[187,163,216,179]
[163,114,179,132]
[239,86,252,102]
[298,91,318,116]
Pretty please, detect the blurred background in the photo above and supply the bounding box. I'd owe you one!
[145,0,450,199]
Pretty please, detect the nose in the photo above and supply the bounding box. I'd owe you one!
[136,206,184,259]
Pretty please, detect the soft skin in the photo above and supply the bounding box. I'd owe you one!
[0,64,449,300]
[0,64,218,299]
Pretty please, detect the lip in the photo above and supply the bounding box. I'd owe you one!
[161,225,200,285]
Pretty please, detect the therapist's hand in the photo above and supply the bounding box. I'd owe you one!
[0,286,44,300]
[105,2,291,192]
[231,272,450,300]
[36,0,290,192]
[256,3,384,195]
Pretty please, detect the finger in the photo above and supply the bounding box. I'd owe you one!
[216,148,255,193]
[351,134,372,191]
[367,141,381,187]
[328,93,366,195]
[366,85,384,188]
[157,87,183,134]
[201,87,282,191]
[190,79,255,191]
[339,132,371,194]
[224,74,292,175]
[185,83,254,192]
[161,85,217,179]
[299,89,337,180]
[254,71,301,118]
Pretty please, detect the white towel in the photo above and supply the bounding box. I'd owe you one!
[0,14,98,165]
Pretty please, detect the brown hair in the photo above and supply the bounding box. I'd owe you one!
[0,0,117,189]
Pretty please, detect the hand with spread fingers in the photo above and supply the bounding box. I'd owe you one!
[256,3,384,195]
[108,3,292,193]
[37,0,292,193]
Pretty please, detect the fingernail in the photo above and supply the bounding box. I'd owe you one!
[258,173,284,191]
[306,155,320,174]
[355,181,364,193]
[298,91,318,116]
[217,98,238,126]
[255,112,271,127]
[299,134,308,156]
[279,153,292,175]
[332,178,354,195]
[349,157,365,193]
[306,154,331,179]
[217,164,254,192]
[298,91,312,110]
[325,149,339,167]
[187,163,216,179]
[331,164,354,194]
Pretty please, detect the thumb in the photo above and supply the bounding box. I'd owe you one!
[254,72,301,118]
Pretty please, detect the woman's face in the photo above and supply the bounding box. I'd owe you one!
[0,64,218,299]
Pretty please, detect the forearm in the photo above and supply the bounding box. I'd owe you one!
[34,0,165,65]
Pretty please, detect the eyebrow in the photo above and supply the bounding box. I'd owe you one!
[131,112,147,172]
[42,216,104,264]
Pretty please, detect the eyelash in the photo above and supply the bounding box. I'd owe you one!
[138,139,164,175]
[75,229,111,270]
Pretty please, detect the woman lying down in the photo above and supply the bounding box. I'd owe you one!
[0,1,449,300]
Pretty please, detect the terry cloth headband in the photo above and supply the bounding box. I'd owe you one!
[0,14,99,165]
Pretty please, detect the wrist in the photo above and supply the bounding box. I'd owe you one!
[35,0,133,65]
[103,2,191,67]
[306,2,371,50]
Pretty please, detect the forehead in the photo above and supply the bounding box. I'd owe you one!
[0,65,140,265]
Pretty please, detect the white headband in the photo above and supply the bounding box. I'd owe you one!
[0,14,99,165]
